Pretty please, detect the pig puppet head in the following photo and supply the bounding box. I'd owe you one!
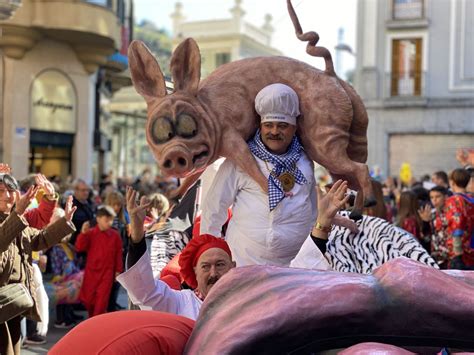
[128,39,217,179]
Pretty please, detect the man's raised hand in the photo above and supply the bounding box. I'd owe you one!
[316,180,350,227]
[126,186,152,243]
[35,174,56,197]
[64,195,77,222]
[14,185,39,216]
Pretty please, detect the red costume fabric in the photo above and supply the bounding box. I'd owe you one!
[401,216,419,238]
[25,197,56,229]
[445,193,474,267]
[49,311,194,355]
[431,209,449,267]
[75,226,123,316]
[178,234,232,289]
[160,253,182,288]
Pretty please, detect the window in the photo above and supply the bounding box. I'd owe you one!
[393,0,424,19]
[215,53,231,67]
[391,38,422,96]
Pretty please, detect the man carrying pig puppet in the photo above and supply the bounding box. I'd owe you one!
[200,83,354,268]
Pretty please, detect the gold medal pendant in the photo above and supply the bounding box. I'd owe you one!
[278,172,295,192]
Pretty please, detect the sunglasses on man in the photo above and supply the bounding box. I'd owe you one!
[0,173,20,191]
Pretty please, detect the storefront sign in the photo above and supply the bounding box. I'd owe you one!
[30,70,76,133]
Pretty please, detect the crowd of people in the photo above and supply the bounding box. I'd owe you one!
[0,83,473,354]
[0,165,174,354]
[379,162,474,270]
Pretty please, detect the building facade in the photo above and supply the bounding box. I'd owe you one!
[354,0,474,179]
[171,0,281,76]
[0,0,133,183]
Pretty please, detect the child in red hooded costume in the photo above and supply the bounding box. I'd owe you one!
[76,205,123,317]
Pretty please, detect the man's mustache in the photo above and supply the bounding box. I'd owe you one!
[266,134,283,140]
[207,276,220,285]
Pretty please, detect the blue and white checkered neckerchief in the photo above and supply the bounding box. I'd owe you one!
[248,129,308,211]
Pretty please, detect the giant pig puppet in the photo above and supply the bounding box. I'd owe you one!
[128,0,375,218]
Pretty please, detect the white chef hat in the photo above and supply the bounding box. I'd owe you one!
[255,83,300,126]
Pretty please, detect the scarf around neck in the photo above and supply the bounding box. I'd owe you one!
[248,129,307,210]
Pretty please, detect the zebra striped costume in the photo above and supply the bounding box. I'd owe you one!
[145,223,190,279]
[326,211,439,273]
[146,211,438,278]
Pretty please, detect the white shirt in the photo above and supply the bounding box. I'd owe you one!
[200,153,318,267]
[117,251,202,320]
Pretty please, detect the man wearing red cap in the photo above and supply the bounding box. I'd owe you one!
[117,187,235,320]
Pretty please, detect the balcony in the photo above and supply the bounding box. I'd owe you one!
[383,71,428,107]
[0,0,124,73]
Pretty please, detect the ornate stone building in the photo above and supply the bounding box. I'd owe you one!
[171,0,281,77]
[0,0,133,182]
[354,0,474,179]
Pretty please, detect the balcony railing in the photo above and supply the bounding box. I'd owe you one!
[384,71,428,99]
[392,0,424,20]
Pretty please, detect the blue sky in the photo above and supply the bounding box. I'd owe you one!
[133,0,357,77]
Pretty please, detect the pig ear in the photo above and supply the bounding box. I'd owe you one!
[170,38,201,96]
[128,40,167,103]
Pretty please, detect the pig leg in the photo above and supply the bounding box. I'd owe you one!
[306,145,373,219]
[221,134,268,194]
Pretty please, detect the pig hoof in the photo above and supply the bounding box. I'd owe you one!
[363,197,377,208]
[349,210,363,221]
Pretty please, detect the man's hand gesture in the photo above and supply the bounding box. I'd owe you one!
[35,174,56,198]
[314,180,359,235]
[316,180,350,227]
[64,195,77,222]
[14,185,39,216]
[418,204,431,222]
[456,148,474,168]
[126,186,152,243]
[81,221,91,234]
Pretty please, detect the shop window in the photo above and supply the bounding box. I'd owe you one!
[390,38,422,97]
[215,53,231,67]
[393,0,424,19]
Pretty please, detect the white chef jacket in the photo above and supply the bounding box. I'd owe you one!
[200,152,318,267]
[117,251,202,320]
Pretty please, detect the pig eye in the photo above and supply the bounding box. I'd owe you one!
[151,117,175,144]
[176,113,197,138]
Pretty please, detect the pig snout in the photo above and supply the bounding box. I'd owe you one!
[161,148,193,176]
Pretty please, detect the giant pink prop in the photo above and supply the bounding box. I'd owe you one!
[184,258,474,354]
[128,0,375,217]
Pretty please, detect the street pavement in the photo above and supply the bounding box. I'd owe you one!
[22,286,128,354]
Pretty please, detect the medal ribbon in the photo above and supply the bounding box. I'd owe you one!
[248,129,308,211]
